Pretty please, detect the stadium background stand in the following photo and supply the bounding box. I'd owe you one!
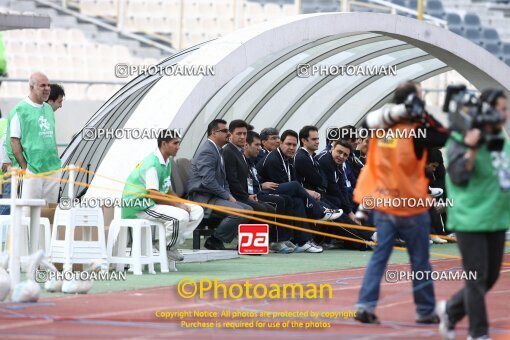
[2,0,509,99]
[71,0,510,65]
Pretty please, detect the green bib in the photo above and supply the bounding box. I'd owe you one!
[0,33,6,75]
[445,132,510,232]
[0,118,7,176]
[6,100,61,173]
[121,152,172,219]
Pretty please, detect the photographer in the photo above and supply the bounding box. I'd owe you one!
[437,89,510,340]
[353,81,449,324]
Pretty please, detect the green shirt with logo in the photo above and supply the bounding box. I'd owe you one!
[446,132,510,232]
[0,118,7,176]
[0,33,7,76]
[121,152,172,219]
[6,100,61,173]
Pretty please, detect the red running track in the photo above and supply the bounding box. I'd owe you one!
[0,256,509,339]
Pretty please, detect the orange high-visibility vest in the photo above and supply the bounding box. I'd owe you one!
[353,123,432,216]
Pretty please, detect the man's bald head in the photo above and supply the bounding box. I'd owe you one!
[29,72,50,104]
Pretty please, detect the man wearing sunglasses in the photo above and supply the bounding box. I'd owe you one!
[188,119,253,250]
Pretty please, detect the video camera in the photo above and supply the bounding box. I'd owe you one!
[404,92,426,120]
[443,84,506,151]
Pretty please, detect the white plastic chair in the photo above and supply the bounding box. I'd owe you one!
[0,216,51,254]
[49,207,107,272]
[106,208,173,275]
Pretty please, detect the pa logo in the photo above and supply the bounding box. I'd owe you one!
[238,224,269,255]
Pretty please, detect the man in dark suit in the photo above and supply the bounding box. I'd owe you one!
[294,126,328,196]
[187,119,253,250]
[224,123,294,253]
[256,130,343,253]
[254,127,280,166]
[316,139,375,249]
[223,120,275,213]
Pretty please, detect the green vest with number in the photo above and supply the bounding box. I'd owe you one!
[121,152,172,219]
[6,100,61,173]
[445,132,510,232]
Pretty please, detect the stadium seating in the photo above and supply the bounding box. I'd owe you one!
[1,27,154,100]
[23,0,508,64]
[465,28,484,46]
[446,13,463,32]
[484,42,502,58]
[2,0,510,99]
[464,12,482,31]
[427,0,445,18]
[482,28,501,45]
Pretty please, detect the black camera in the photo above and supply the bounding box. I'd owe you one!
[404,92,426,119]
[443,85,505,151]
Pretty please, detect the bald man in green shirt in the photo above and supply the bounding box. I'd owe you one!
[6,72,61,206]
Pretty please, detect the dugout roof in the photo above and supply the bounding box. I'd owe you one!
[60,12,510,198]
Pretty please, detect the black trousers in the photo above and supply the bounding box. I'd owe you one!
[446,230,507,338]
[269,182,321,244]
[239,197,277,241]
[429,207,445,235]
[257,191,311,244]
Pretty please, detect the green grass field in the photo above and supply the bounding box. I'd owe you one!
[38,242,494,298]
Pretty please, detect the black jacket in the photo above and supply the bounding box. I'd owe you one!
[294,148,327,193]
[223,142,250,201]
[316,151,353,214]
[254,148,270,167]
[256,148,296,184]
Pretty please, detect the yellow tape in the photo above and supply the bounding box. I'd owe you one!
[5,165,509,265]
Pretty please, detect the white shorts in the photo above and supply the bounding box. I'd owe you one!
[20,168,60,203]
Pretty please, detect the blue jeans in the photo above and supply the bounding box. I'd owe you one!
[0,181,11,215]
[356,210,436,318]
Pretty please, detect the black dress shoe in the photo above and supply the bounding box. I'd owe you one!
[204,236,227,250]
[416,313,440,324]
[354,310,381,324]
[394,238,406,247]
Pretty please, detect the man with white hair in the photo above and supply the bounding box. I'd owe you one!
[6,72,61,205]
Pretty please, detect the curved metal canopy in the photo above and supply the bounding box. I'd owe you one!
[60,13,510,198]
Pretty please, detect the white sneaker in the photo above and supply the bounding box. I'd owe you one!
[447,233,456,242]
[269,242,294,254]
[431,236,448,244]
[429,187,444,198]
[167,249,184,262]
[320,208,343,221]
[283,240,297,251]
[295,240,323,253]
[467,336,491,340]
[310,241,323,252]
[436,300,455,340]
[371,232,377,243]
